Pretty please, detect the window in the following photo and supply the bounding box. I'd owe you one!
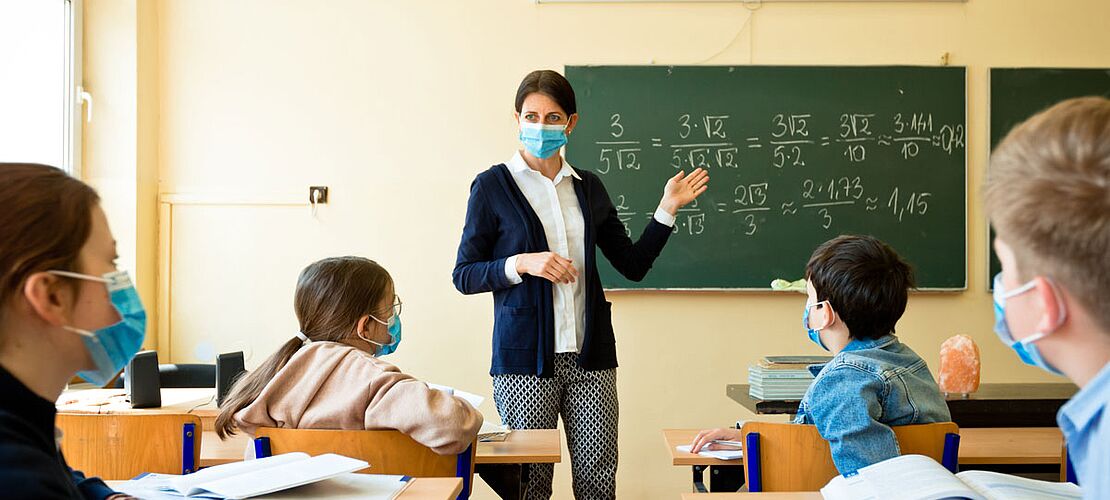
[0,0,83,174]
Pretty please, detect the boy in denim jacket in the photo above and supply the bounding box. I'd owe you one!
[692,235,951,474]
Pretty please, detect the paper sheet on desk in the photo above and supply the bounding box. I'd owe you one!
[676,444,743,460]
[478,421,511,442]
[427,383,485,408]
[56,390,127,408]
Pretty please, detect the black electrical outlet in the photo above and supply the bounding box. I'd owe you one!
[308,186,328,204]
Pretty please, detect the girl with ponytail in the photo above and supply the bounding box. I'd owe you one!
[215,256,481,455]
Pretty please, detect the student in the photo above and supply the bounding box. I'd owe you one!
[985,96,1110,498]
[215,256,482,455]
[692,235,951,474]
[0,163,140,499]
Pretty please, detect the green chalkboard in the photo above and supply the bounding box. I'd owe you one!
[565,65,967,290]
[987,68,1110,287]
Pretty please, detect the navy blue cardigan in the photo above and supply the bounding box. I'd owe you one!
[453,164,672,377]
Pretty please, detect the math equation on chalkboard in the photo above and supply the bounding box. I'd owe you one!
[566,66,967,290]
[594,110,964,237]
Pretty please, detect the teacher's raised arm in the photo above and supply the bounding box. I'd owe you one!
[452,69,706,500]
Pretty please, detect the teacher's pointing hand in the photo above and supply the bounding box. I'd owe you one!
[659,168,710,216]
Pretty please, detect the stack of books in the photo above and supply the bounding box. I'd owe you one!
[748,355,831,401]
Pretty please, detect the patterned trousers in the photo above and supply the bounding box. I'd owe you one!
[492,352,619,500]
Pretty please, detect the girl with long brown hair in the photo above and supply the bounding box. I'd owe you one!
[216,256,481,455]
[0,163,140,499]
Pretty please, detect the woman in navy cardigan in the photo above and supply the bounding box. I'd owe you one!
[453,70,708,499]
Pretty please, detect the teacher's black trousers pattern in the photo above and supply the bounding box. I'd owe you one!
[493,352,619,500]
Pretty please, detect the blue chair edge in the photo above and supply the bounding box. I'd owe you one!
[182,422,196,474]
[746,431,763,493]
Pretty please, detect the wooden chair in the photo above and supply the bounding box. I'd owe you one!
[1061,443,1078,484]
[253,427,476,500]
[741,421,960,492]
[56,413,201,480]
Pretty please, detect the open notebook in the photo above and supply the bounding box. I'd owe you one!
[114,453,369,499]
[675,444,744,461]
[821,454,1081,500]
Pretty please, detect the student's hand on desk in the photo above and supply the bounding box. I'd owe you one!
[690,428,743,453]
[659,168,709,216]
[517,252,579,284]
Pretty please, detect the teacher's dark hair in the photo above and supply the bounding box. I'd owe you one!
[515,70,577,115]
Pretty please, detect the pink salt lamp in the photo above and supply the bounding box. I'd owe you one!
[939,334,981,397]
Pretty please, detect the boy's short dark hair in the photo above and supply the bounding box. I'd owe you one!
[805,235,915,341]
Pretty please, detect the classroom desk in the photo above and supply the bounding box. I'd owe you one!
[106,476,463,500]
[400,477,465,500]
[726,383,1077,428]
[61,388,560,500]
[664,427,1063,492]
[475,429,562,500]
[475,429,561,465]
[198,429,562,465]
[201,431,247,466]
[200,429,561,500]
[664,429,745,493]
[957,427,1064,465]
[57,388,219,431]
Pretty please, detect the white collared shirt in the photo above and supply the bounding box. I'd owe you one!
[503,151,675,353]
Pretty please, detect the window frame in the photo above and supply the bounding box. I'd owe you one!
[62,0,84,176]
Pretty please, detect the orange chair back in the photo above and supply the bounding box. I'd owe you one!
[56,413,202,480]
[740,421,959,491]
[254,427,476,498]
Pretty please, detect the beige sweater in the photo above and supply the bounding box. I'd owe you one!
[234,341,482,455]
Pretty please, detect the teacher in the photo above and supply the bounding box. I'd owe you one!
[452,70,708,499]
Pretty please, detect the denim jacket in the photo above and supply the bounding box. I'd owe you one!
[792,334,952,474]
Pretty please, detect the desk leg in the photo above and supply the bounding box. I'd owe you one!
[691,465,709,493]
[476,463,527,500]
[690,465,744,493]
[709,465,745,492]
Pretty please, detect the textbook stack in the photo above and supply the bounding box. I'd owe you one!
[747,356,830,401]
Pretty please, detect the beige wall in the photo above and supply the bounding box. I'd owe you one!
[86,1,1110,498]
[83,0,159,349]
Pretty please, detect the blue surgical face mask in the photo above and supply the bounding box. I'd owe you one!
[519,121,568,159]
[802,300,831,351]
[48,270,147,386]
[362,312,402,357]
[992,273,1064,376]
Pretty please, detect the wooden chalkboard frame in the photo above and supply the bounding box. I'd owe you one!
[565,64,969,292]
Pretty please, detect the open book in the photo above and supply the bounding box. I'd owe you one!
[118,453,369,499]
[821,454,1081,500]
